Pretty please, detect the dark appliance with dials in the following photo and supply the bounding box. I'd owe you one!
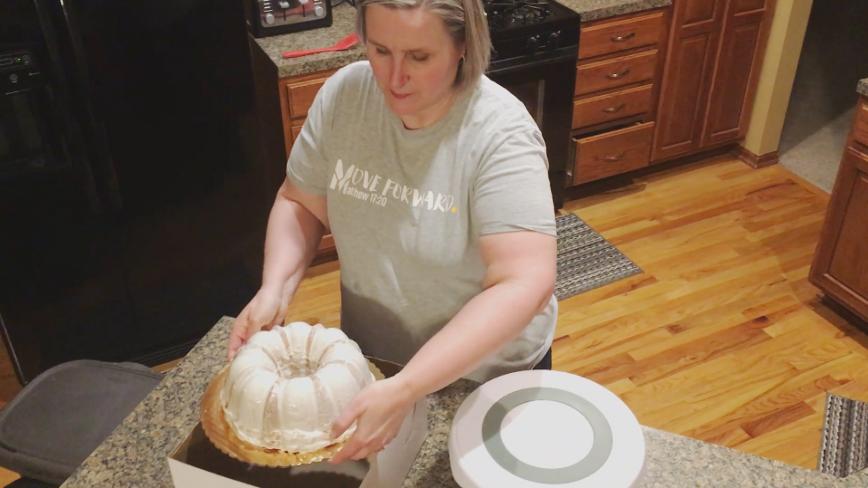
[245,0,333,37]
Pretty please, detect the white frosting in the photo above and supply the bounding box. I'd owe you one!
[220,322,375,452]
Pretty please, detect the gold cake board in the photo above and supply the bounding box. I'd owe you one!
[201,361,385,467]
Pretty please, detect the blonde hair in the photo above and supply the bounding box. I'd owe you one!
[355,0,491,93]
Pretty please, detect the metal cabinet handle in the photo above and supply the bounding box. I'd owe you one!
[600,152,626,162]
[611,32,636,42]
[607,68,631,79]
[602,103,626,114]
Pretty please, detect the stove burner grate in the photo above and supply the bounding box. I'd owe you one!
[485,0,553,28]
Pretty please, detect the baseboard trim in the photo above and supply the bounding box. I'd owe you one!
[734,146,779,168]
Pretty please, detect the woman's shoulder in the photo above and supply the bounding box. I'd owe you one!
[310,61,375,113]
[327,61,374,90]
[464,77,542,136]
[476,77,524,106]
[334,60,372,77]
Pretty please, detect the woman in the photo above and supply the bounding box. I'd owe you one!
[228,0,557,463]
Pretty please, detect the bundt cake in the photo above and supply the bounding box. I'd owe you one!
[220,322,375,453]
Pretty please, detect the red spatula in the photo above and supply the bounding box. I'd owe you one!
[282,32,360,59]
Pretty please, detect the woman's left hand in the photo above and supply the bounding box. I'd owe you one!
[329,375,417,464]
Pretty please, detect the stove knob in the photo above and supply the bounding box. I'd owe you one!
[526,34,541,54]
[265,12,275,24]
[548,30,562,49]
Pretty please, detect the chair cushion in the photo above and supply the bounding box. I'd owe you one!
[0,360,162,485]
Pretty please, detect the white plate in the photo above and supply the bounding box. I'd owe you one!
[449,370,645,487]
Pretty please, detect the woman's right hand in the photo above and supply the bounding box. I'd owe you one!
[227,285,290,360]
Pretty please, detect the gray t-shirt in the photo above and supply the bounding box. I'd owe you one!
[287,61,557,382]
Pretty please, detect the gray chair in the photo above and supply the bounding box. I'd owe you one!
[0,360,162,486]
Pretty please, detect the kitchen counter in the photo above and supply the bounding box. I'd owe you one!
[858,78,867,97]
[560,0,670,22]
[62,317,868,487]
[253,0,671,78]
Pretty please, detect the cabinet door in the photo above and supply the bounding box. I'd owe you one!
[701,0,772,146]
[280,72,332,158]
[278,73,336,262]
[652,0,726,162]
[810,147,868,321]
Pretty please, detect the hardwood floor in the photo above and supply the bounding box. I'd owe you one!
[556,154,868,469]
[1,154,866,484]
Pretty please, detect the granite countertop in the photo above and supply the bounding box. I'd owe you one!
[559,0,670,22]
[253,0,671,78]
[62,316,868,487]
[858,78,867,97]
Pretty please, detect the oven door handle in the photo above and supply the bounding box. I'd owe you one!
[487,46,579,76]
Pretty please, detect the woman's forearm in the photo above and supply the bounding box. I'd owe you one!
[261,192,325,297]
[396,277,552,399]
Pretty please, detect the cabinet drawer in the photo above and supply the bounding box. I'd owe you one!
[572,122,654,184]
[576,49,658,96]
[855,97,868,148]
[286,123,304,156]
[579,11,665,60]
[284,78,326,119]
[572,84,653,130]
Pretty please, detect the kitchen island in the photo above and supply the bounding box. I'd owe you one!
[62,317,868,487]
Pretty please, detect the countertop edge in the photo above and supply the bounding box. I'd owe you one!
[564,0,671,22]
[61,316,868,487]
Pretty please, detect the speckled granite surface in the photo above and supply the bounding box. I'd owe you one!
[252,4,366,79]
[62,316,868,487]
[560,0,670,22]
[858,78,867,97]
[253,0,671,78]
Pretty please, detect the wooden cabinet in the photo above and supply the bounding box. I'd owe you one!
[652,0,724,161]
[280,71,334,158]
[569,9,669,186]
[854,98,868,147]
[579,11,667,59]
[810,96,868,323]
[702,0,770,146]
[572,122,655,184]
[572,84,654,130]
[575,49,659,97]
[248,37,337,262]
[652,0,774,162]
[279,72,337,262]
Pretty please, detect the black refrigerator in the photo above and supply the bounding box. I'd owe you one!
[0,0,277,383]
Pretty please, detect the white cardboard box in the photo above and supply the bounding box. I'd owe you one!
[168,376,428,487]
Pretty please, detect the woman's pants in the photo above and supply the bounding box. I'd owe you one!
[532,347,552,370]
